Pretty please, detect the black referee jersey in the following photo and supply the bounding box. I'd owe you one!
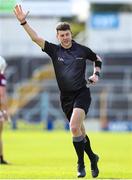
[42,40,97,92]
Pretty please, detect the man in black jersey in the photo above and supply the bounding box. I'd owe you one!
[14,5,102,178]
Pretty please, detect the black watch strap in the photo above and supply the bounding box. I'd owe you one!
[94,71,100,77]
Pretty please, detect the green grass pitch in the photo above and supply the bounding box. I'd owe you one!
[0,129,132,179]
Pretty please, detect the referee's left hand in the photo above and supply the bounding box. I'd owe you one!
[88,74,99,84]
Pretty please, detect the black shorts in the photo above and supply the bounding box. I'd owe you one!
[60,86,91,121]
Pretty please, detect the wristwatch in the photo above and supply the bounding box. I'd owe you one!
[94,71,100,77]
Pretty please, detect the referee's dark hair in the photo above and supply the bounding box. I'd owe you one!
[56,22,71,32]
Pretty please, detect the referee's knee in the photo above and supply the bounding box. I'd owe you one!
[70,125,80,136]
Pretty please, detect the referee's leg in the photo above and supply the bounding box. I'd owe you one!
[70,108,86,178]
[81,124,99,178]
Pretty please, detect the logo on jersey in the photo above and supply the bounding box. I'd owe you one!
[58,57,64,62]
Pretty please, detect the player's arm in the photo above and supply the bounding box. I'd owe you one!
[88,55,102,84]
[0,86,8,121]
[14,4,45,49]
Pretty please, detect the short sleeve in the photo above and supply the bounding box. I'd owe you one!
[83,46,97,62]
[42,41,58,59]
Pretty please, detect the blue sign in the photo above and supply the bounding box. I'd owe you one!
[90,13,119,29]
[108,121,132,131]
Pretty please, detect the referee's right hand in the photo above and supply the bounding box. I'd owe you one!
[14,4,29,24]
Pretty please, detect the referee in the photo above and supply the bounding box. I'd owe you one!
[14,5,102,178]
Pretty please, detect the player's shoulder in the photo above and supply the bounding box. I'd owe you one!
[0,73,6,79]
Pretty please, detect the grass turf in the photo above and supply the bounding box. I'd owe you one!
[0,129,132,179]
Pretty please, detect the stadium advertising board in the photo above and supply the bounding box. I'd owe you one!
[87,13,132,53]
[90,13,119,29]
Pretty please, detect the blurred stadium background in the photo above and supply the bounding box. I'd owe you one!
[0,1,132,179]
[0,0,132,132]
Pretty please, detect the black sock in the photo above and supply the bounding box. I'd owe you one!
[73,136,85,167]
[0,155,3,162]
[84,135,95,161]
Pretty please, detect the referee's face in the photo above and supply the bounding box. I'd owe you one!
[57,30,72,49]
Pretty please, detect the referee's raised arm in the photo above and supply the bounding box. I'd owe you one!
[14,4,45,49]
